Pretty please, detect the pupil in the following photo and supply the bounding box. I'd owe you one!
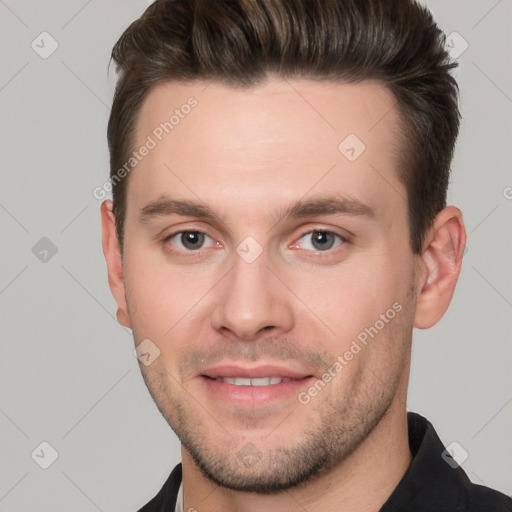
[312,231,334,250]
[182,231,204,249]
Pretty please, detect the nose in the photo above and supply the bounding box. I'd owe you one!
[210,247,295,341]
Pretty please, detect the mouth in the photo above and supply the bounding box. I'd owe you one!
[206,376,299,386]
[198,365,315,406]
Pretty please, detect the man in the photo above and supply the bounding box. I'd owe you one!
[101,0,512,510]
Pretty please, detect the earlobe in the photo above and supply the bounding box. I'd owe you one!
[413,206,466,329]
[100,200,131,329]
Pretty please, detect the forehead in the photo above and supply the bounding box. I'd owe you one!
[128,78,406,225]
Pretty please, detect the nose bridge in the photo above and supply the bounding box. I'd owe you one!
[211,247,294,339]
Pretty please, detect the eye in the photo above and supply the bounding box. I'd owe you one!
[165,231,218,251]
[294,230,345,252]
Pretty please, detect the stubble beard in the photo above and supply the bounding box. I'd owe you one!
[139,340,409,494]
[134,278,416,493]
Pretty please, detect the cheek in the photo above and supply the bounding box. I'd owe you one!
[123,250,220,343]
[288,252,411,348]
[123,257,183,335]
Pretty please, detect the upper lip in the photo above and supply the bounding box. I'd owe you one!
[200,364,313,380]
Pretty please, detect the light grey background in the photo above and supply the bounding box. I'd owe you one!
[1,1,511,510]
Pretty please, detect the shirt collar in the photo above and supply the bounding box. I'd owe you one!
[380,411,469,511]
[174,480,184,512]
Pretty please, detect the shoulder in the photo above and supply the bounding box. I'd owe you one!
[381,413,512,512]
[466,483,512,512]
[137,463,182,512]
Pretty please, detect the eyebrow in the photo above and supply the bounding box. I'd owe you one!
[282,196,375,220]
[140,198,218,223]
[139,195,376,224]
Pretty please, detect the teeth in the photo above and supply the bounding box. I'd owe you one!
[215,377,295,386]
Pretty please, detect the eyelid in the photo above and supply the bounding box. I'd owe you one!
[159,221,219,243]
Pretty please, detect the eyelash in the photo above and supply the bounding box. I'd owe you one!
[162,228,348,256]
[291,230,347,253]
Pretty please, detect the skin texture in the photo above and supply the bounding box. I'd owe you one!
[101,78,466,512]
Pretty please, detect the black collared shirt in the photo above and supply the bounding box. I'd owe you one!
[138,412,512,511]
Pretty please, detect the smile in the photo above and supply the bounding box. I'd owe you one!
[214,377,296,386]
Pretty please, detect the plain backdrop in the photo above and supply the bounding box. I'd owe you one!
[1,1,511,510]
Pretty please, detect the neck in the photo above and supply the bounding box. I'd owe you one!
[181,399,412,512]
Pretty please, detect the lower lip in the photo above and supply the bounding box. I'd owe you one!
[199,376,315,407]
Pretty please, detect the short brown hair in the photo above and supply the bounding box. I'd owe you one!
[107,0,460,254]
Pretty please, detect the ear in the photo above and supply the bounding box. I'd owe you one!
[414,206,467,329]
[100,200,131,329]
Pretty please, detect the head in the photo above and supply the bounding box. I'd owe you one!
[102,0,466,493]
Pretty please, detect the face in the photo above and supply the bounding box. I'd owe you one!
[115,78,421,492]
